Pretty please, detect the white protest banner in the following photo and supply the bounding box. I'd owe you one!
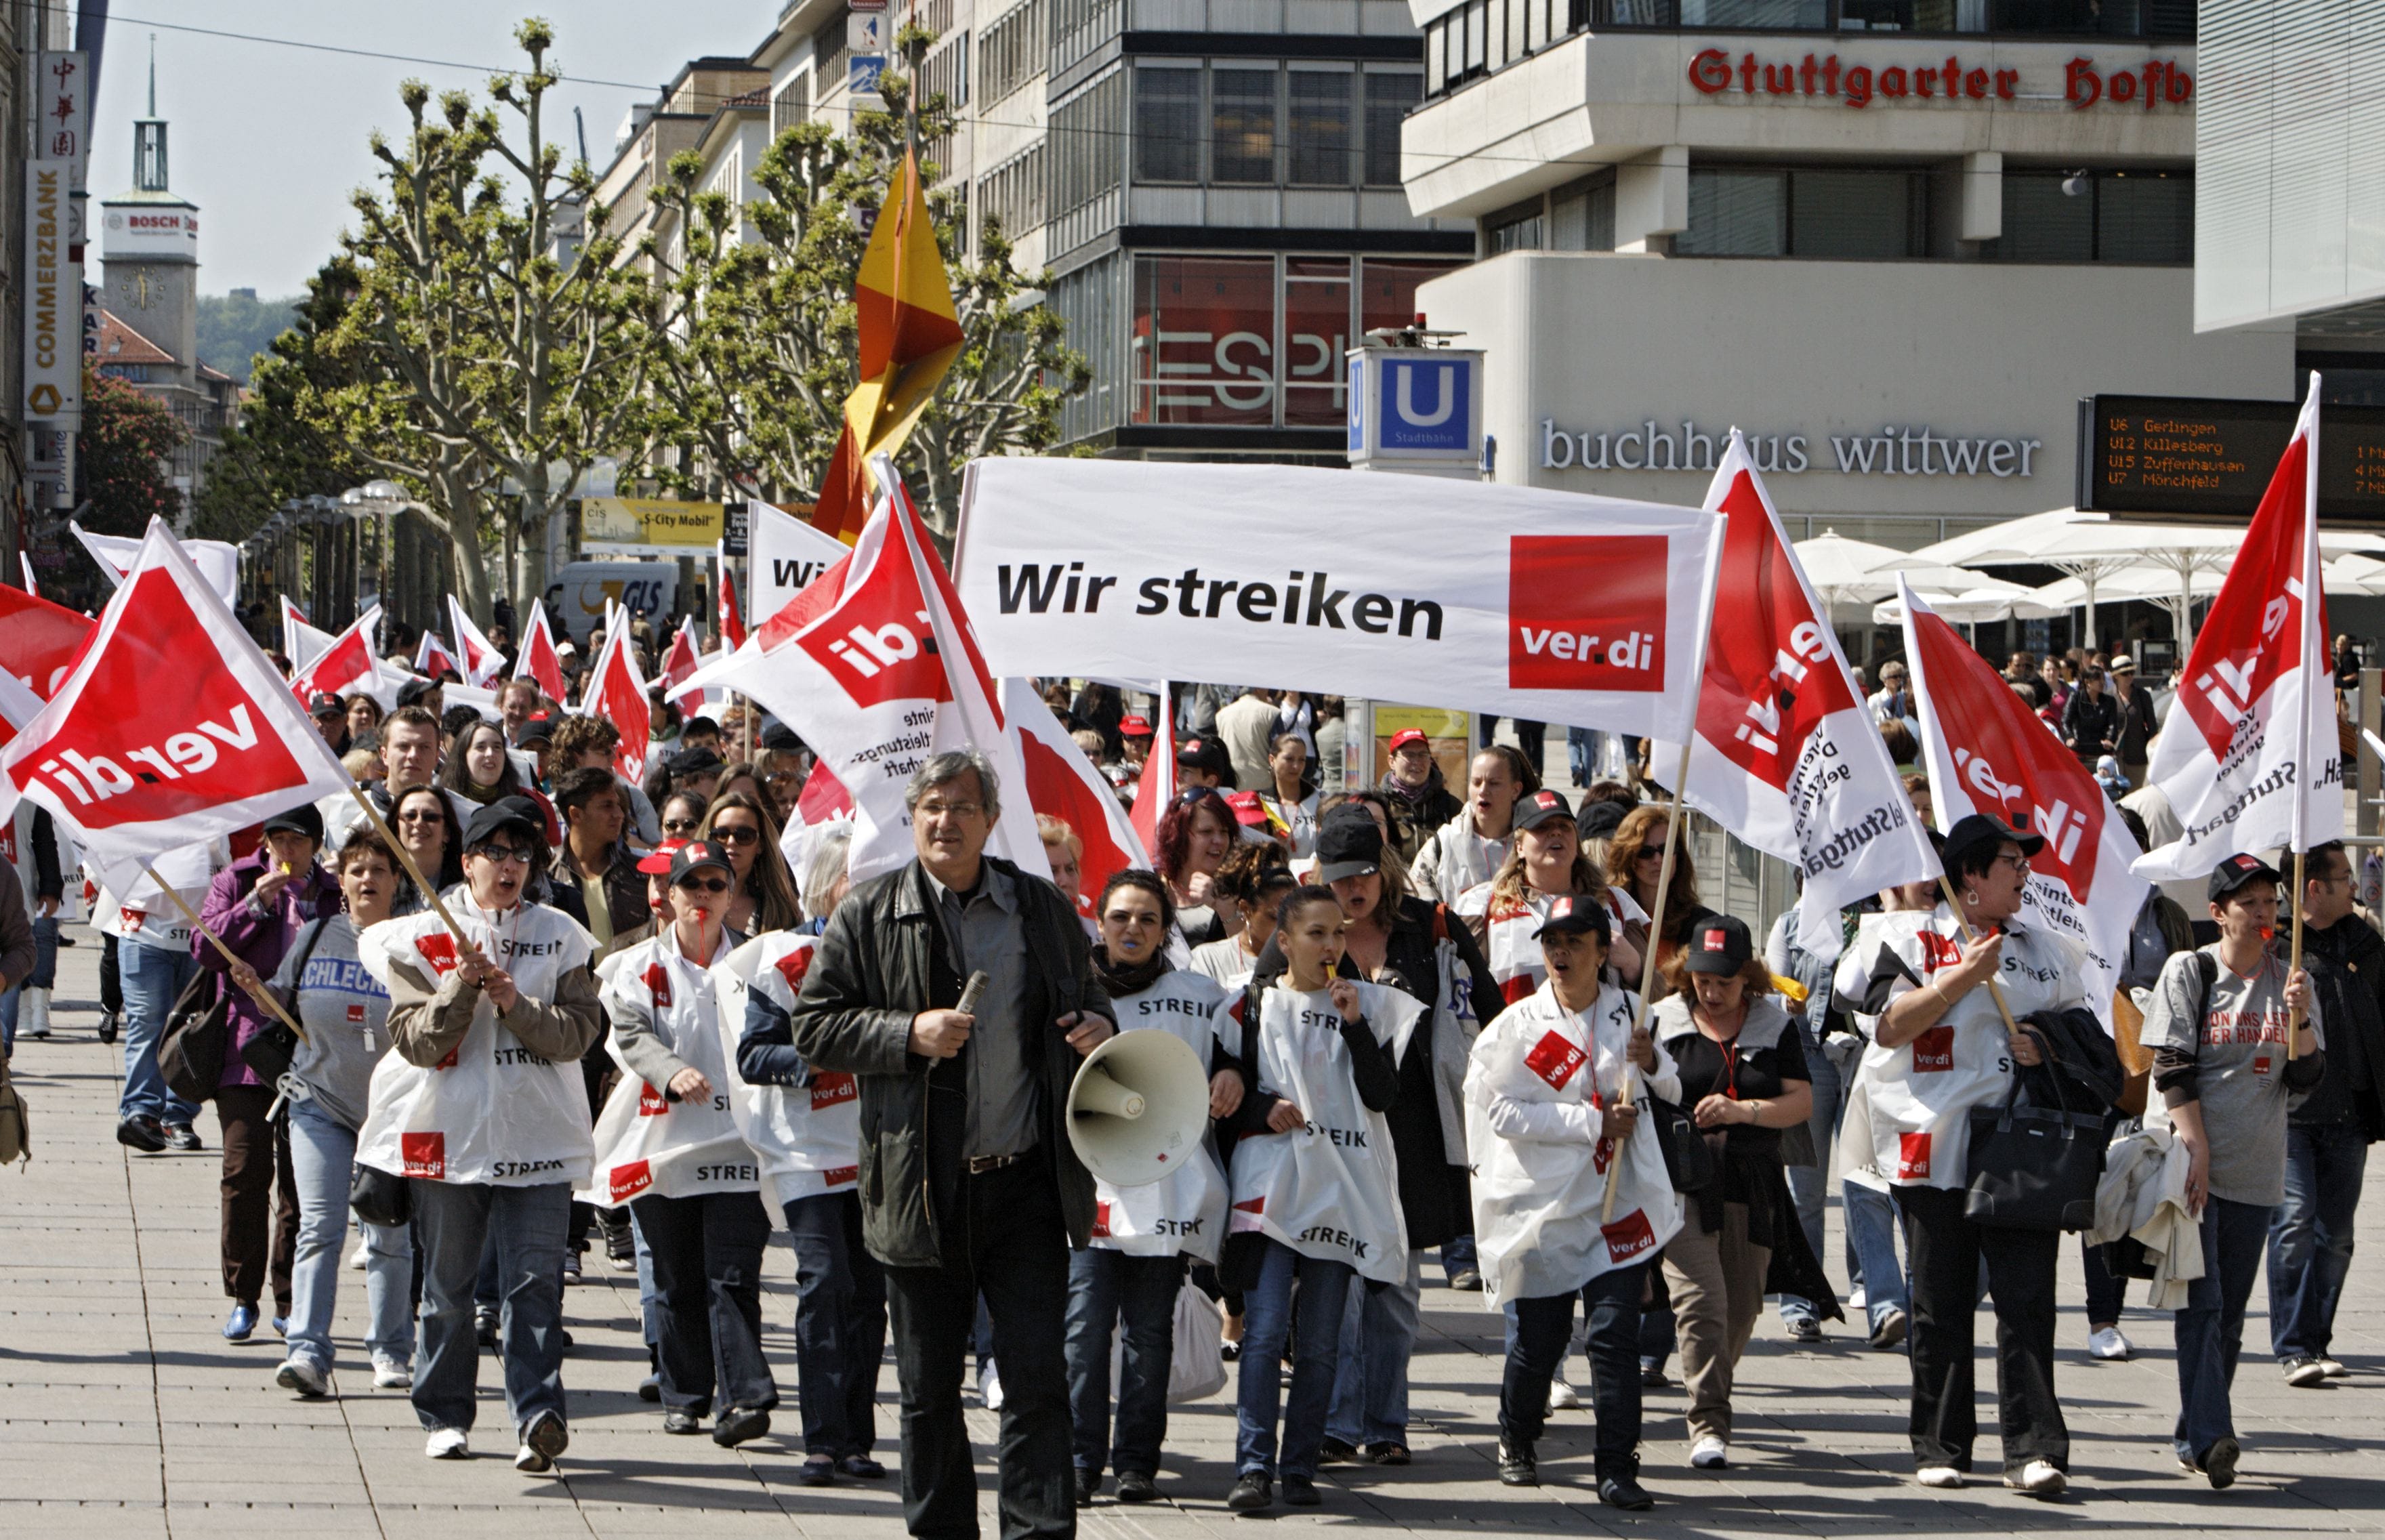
[1901,579,2145,1024]
[2135,385,2341,879]
[747,498,850,626]
[1653,431,1935,957]
[73,520,241,607]
[1,519,354,863]
[952,459,1724,743]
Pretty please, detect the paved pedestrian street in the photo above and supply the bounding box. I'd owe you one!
[11,922,2385,1539]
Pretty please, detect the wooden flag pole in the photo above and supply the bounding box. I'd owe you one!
[2286,848,2306,1060]
[345,783,470,944]
[142,864,307,1043]
[1604,735,1694,1225]
[1930,871,2026,1040]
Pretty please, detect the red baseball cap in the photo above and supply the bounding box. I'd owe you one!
[1388,728,1430,753]
[636,838,688,875]
[1119,714,1153,737]
[1224,791,1270,828]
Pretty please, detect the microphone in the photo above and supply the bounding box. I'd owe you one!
[955,970,990,1016]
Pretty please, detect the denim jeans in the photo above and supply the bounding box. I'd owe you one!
[2269,1121,2367,1361]
[1441,1234,1477,1281]
[0,916,58,1051]
[1235,1239,1354,1479]
[1779,1036,1844,1327]
[1326,1257,1419,1448]
[1501,1264,1644,1462]
[410,1178,571,1437]
[283,1096,411,1373]
[119,941,200,1125]
[1064,1248,1184,1480]
[1844,1180,1908,1327]
[632,1190,777,1415]
[2174,1194,2273,1464]
[784,1190,888,1458]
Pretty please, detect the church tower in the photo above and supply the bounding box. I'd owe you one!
[98,43,199,393]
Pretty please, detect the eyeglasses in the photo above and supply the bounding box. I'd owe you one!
[1995,852,2033,876]
[917,800,983,819]
[677,877,732,894]
[710,824,762,846]
[470,844,533,865]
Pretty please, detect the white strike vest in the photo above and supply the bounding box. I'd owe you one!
[1091,969,1230,1262]
[581,928,759,1207]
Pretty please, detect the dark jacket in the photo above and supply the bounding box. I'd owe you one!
[787,854,1113,1270]
[0,860,33,993]
[2061,688,2121,763]
[546,841,648,955]
[2291,915,2385,1138]
[2111,681,2159,762]
[1377,768,1463,869]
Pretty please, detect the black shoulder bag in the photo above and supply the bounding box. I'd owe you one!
[1963,1023,2109,1231]
[239,917,330,1087]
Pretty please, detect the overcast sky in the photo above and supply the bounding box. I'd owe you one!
[88,2,768,297]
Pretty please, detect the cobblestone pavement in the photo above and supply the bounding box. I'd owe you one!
[11,920,2385,1537]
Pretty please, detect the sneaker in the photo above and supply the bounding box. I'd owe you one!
[223,1303,258,1342]
[115,1115,168,1153]
[516,1410,567,1473]
[97,1008,119,1044]
[1116,1471,1159,1503]
[1785,1316,1823,1344]
[164,1124,202,1152]
[638,1372,662,1403]
[1366,1442,1410,1466]
[1548,1377,1581,1412]
[348,1241,369,1272]
[1497,1441,1539,1486]
[1220,1339,1241,1363]
[713,1406,770,1448]
[1449,1268,1483,1291]
[1281,1472,1320,1506]
[1226,1472,1273,1512]
[425,1427,469,1459]
[2285,1356,2329,1388]
[1598,1467,1655,1510]
[1871,1309,1910,1351]
[2006,1459,2066,1498]
[663,1407,704,1435]
[1846,1286,1868,1310]
[2321,1356,2350,1378]
[839,1455,887,1479]
[798,1455,837,1486]
[1916,1465,1964,1489]
[272,1314,289,1338]
[561,1251,582,1285]
[978,1361,1004,1411]
[372,1356,413,1390]
[1690,1436,1728,1470]
[2203,1436,2240,1490]
[1317,1436,1359,1464]
[275,1358,329,1398]
[1073,1468,1098,1508]
[2089,1327,2134,1362]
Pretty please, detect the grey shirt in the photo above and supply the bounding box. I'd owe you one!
[932,863,1038,1160]
[276,915,392,1133]
[2142,945,2323,1208]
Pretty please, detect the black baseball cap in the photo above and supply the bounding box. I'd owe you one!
[663,837,734,886]
[2208,852,2283,903]
[261,804,325,844]
[1313,804,1385,884]
[667,745,726,778]
[1176,735,1230,778]
[308,692,345,719]
[1532,894,1611,944]
[1941,812,2044,874]
[1577,799,1628,841]
[761,722,804,753]
[1683,914,1754,976]
[462,795,543,851]
[396,678,440,709]
[1513,788,1576,835]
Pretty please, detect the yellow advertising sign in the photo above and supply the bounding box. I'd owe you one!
[1370,704,1473,790]
[581,497,725,555]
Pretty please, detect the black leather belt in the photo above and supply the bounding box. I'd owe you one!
[966,1153,1022,1175]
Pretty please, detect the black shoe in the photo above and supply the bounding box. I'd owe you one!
[1226,1472,1272,1512]
[475,1309,499,1349]
[116,1115,167,1153]
[1498,1442,1538,1486]
[1116,1471,1159,1503]
[663,1407,703,1435]
[1220,1339,1241,1362]
[2203,1436,2240,1490]
[1281,1472,1320,1507]
[838,1454,886,1479]
[713,1406,770,1447]
[1073,1468,1099,1508]
[798,1454,837,1486]
[1599,1465,1655,1511]
[1640,1360,1670,1389]
[165,1124,202,1152]
[561,1251,582,1285]
[97,1010,118,1045]
[1449,1269,1484,1292]
[1317,1436,1359,1465]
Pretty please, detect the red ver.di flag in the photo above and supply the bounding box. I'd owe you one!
[0,581,96,700]
[582,619,654,782]
[1005,677,1152,915]
[677,457,1049,884]
[2136,384,2340,879]
[446,596,508,686]
[0,518,354,865]
[289,606,383,705]
[1653,430,1935,956]
[515,598,567,707]
[1899,578,2146,1023]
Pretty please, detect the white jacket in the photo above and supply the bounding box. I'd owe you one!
[2088,1123,2203,1310]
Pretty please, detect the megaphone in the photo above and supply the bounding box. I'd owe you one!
[1066,1028,1212,1188]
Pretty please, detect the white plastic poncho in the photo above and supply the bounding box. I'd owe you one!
[1091,968,1231,1262]
[579,928,758,1207]
[1224,979,1419,1285]
[717,931,863,1216]
[1456,881,1648,1010]
[1465,980,1683,1306]
[354,902,599,1187]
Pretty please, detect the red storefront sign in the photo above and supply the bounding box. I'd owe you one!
[1687,48,2191,111]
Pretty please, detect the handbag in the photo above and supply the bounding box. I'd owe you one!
[239,917,329,1087]
[1644,1091,1716,1194]
[1962,1025,2108,1231]
[0,1049,29,1167]
[158,968,230,1105]
[350,1161,411,1227]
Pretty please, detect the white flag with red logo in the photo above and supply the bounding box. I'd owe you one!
[1129,682,1177,856]
[279,595,312,663]
[717,543,748,651]
[747,498,850,629]
[659,620,703,698]
[680,461,1049,884]
[0,582,96,701]
[74,520,242,606]
[581,619,655,783]
[289,606,383,704]
[1900,579,2145,1022]
[0,520,355,863]
[1005,677,1151,917]
[2136,387,2340,879]
[1654,431,1936,955]
[515,598,567,705]
[446,596,508,687]
[414,628,460,681]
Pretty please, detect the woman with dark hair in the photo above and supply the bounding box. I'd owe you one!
[699,789,802,936]
[1855,814,2099,1497]
[658,791,708,843]
[1604,804,1716,995]
[1189,843,1295,986]
[1255,732,1319,858]
[1155,788,1243,948]
[345,692,386,755]
[1456,790,1645,999]
[388,785,465,909]
[1651,915,1814,1473]
[441,721,527,805]
[1066,869,1244,1505]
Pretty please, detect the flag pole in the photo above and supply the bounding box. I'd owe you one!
[1930,871,2027,1041]
[142,864,308,1043]
[1604,734,1694,1226]
[344,783,470,943]
[2287,373,2323,1062]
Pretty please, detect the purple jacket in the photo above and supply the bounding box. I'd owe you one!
[194,849,344,1088]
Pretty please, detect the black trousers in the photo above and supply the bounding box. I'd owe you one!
[1894,1184,2067,1473]
[1501,1262,1644,1465]
[886,1152,1075,1540]
[631,1189,778,1415]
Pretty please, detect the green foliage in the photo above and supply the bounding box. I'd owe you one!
[80,365,189,537]
[194,291,304,385]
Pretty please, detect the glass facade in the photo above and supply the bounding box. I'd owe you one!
[1675,165,1928,258]
[1134,62,1419,188]
[1984,169,2192,264]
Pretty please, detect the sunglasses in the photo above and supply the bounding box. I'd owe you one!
[710,825,762,846]
[470,844,533,865]
[677,877,732,894]
[397,809,444,824]
[663,818,702,834]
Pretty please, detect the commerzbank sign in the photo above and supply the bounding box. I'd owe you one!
[1540,418,2044,478]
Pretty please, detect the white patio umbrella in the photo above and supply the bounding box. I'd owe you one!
[2325,553,2385,597]
[1794,528,2004,618]
[1871,580,2062,627]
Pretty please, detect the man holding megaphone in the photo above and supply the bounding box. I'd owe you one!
[787,749,1115,1540]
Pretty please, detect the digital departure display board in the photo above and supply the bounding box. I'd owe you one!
[2077,394,2385,523]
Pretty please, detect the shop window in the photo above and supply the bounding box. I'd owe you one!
[1212,68,1279,184]
[1134,66,1201,183]
[1288,71,1354,186]
[1363,73,1419,186]
[1134,255,1279,425]
[1987,170,2191,264]
[1678,169,1787,257]
[1283,257,1353,425]
[1990,0,2192,36]
[1551,177,1615,251]
[2094,172,2192,263]
[1680,0,1826,26]
[1361,257,1465,335]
